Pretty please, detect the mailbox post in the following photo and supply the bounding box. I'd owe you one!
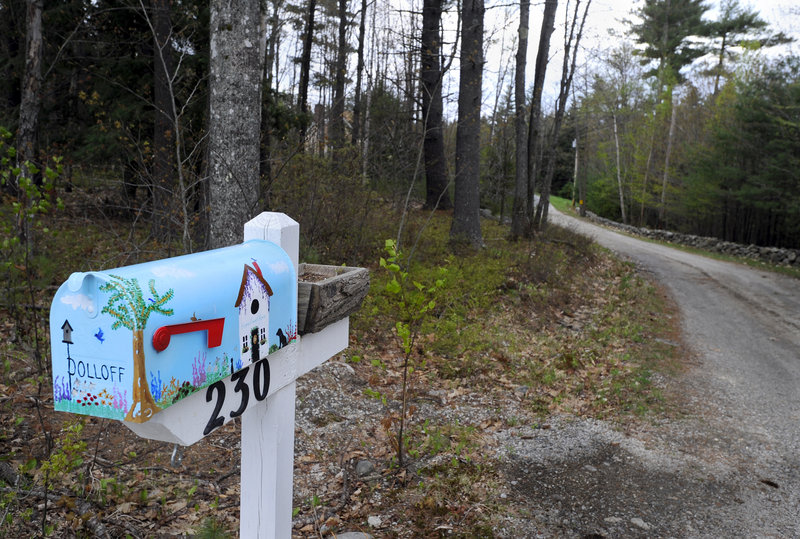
[239,213,350,538]
[50,212,363,539]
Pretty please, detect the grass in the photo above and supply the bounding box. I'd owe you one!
[354,209,681,423]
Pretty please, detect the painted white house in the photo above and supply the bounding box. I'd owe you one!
[234,263,273,367]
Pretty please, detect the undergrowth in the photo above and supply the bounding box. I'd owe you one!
[0,184,681,537]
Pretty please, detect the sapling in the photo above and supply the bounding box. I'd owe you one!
[379,239,445,469]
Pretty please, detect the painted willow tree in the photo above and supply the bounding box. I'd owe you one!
[100,276,174,422]
[450,0,484,248]
[207,0,266,248]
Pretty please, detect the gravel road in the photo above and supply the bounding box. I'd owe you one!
[499,209,800,538]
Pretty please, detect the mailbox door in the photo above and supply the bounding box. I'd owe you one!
[50,240,297,423]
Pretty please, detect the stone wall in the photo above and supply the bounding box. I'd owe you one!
[584,211,800,267]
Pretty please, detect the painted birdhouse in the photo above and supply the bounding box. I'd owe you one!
[49,240,297,424]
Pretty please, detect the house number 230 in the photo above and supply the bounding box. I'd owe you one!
[203,357,271,436]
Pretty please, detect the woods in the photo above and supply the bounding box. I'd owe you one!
[1,0,797,254]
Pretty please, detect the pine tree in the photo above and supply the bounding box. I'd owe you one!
[631,0,708,87]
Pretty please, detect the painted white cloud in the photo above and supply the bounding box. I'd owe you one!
[269,261,290,275]
[151,265,195,279]
[61,293,94,311]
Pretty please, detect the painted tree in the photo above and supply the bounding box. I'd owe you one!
[100,276,174,422]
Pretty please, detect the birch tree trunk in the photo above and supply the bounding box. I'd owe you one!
[450,0,484,248]
[612,112,627,224]
[659,98,677,228]
[510,0,530,239]
[207,0,266,248]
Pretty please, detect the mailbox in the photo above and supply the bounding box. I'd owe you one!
[50,240,297,424]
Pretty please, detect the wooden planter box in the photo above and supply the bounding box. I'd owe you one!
[297,264,370,334]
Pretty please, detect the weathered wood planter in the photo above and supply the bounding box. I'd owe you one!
[297,264,370,334]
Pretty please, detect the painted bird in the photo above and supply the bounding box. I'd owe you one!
[94,328,105,343]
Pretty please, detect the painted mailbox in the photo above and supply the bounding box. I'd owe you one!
[49,240,297,423]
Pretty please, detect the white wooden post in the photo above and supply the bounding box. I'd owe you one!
[241,213,349,538]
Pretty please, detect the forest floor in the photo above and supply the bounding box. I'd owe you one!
[0,193,685,538]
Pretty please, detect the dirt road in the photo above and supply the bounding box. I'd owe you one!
[501,209,800,537]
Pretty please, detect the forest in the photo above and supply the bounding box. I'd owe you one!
[1,0,798,258]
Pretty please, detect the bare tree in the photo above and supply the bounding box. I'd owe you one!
[351,0,367,144]
[329,0,348,149]
[298,0,318,143]
[533,0,590,230]
[151,0,175,242]
[525,0,557,234]
[421,0,452,210]
[450,0,484,248]
[510,0,530,239]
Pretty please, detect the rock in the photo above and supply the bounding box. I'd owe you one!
[631,517,651,530]
[331,533,373,539]
[367,515,382,528]
[356,459,375,477]
[604,517,622,524]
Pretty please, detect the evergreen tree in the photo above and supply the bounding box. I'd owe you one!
[631,0,708,87]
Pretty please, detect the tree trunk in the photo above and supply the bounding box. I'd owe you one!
[126,329,161,422]
[525,0,557,233]
[612,112,627,224]
[18,0,43,189]
[450,0,484,248]
[421,0,452,210]
[152,0,175,243]
[659,95,676,227]
[207,0,266,248]
[510,0,530,239]
[329,0,348,150]
[533,0,588,231]
[351,0,367,144]
[298,0,317,143]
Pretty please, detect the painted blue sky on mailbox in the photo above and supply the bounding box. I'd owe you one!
[50,240,297,422]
